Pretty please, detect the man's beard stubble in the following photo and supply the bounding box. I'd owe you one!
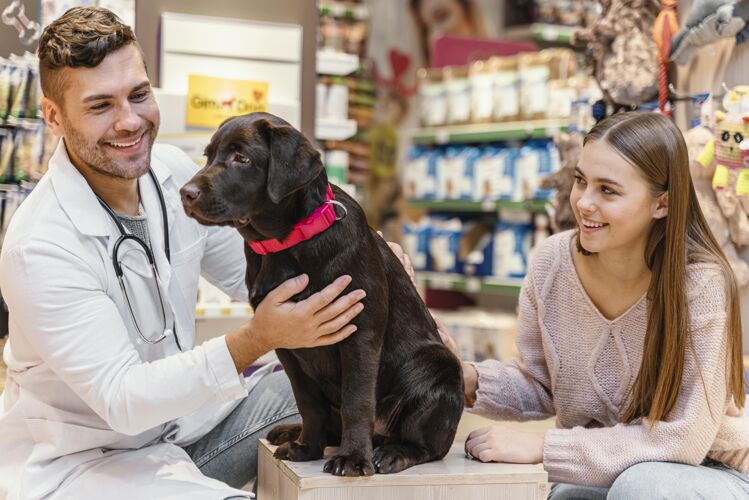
[62,118,157,180]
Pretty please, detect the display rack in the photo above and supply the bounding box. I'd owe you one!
[408,199,548,213]
[317,50,359,76]
[530,23,575,44]
[410,118,569,145]
[417,271,524,296]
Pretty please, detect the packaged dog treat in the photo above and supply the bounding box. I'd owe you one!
[444,66,471,125]
[9,64,30,120]
[417,68,448,127]
[0,61,11,120]
[404,146,438,199]
[547,79,576,119]
[518,52,550,119]
[402,217,432,271]
[437,146,479,200]
[489,56,520,122]
[461,220,494,277]
[429,217,463,274]
[469,60,494,123]
[493,210,533,278]
[0,130,11,183]
[473,145,514,201]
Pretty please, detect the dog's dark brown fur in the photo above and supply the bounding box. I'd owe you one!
[180,112,463,476]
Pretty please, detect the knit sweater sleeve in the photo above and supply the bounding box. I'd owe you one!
[466,243,556,421]
[543,267,731,487]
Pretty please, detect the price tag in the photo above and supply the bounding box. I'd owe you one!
[435,130,450,144]
[542,26,558,41]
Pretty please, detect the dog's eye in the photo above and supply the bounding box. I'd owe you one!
[234,153,250,164]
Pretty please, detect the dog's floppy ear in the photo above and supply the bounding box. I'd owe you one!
[256,119,324,204]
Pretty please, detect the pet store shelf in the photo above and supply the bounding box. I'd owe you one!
[530,23,575,43]
[315,118,358,140]
[417,272,524,296]
[408,199,549,213]
[319,1,369,20]
[317,50,360,76]
[410,119,569,145]
[195,303,253,319]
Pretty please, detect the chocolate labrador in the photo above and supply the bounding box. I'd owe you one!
[180,112,463,476]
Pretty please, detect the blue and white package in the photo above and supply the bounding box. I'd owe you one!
[462,223,494,277]
[534,140,561,200]
[402,218,432,271]
[512,144,540,201]
[404,146,438,200]
[428,217,463,273]
[493,209,533,278]
[436,146,479,200]
[473,146,506,201]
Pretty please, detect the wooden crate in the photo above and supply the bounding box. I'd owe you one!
[258,439,549,500]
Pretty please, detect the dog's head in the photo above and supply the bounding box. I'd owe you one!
[180,112,324,231]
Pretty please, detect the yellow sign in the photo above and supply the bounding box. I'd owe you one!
[186,74,268,129]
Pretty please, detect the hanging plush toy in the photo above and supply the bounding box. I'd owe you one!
[572,0,661,106]
[698,86,749,246]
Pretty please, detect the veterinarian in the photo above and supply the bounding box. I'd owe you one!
[438,112,749,498]
[0,7,411,499]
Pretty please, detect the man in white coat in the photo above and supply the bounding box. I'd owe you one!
[0,7,372,499]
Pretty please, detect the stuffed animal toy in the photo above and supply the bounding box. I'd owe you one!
[572,0,661,105]
[670,0,749,65]
[540,131,584,232]
[697,86,749,247]
[686,126,749,286]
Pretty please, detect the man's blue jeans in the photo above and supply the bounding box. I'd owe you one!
[182,370,301,489]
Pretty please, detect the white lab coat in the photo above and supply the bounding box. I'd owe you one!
[0,140,271,499]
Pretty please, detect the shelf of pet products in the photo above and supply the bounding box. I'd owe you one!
[317,50,360,76]
[529,23,575,44]
[410,118,570,146]
[417,272,524,296]
[407,198,548,213]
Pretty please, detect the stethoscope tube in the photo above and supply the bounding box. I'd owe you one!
[95,169,182,351]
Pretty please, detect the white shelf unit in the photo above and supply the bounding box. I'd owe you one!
[316,50,359,76]
[315,118,358,141]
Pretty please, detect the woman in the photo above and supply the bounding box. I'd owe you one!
[440,112,749,498]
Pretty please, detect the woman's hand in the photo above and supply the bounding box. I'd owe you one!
[465,426,544,464]
[377,231,415,284]
[433,314,479,406]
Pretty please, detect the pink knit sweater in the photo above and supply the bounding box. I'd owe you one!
[468,230,749,487]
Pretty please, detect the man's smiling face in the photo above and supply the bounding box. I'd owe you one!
[51,43,160,179]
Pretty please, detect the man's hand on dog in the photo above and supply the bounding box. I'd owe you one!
[227,274,365,372]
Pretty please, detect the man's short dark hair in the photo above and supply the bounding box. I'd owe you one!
[37,7,144,103]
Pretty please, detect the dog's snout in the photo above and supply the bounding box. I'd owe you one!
[180,184,201,208]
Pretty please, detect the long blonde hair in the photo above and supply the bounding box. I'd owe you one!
[579,112,745,423]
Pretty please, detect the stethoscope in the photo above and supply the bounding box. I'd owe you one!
[95,169,182,351]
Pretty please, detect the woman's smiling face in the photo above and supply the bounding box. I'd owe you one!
[570,140,668,255]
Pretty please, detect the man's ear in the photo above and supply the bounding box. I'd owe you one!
[654,192,668,219]
[257,119,323,204]
[41,96,64,136]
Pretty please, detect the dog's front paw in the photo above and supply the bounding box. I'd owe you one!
[267,423,302,445]
[273,441,323,462]
[323,452,375,476]
[373,445,415,474]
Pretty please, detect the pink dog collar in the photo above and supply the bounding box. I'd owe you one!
[248,185,339,255]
